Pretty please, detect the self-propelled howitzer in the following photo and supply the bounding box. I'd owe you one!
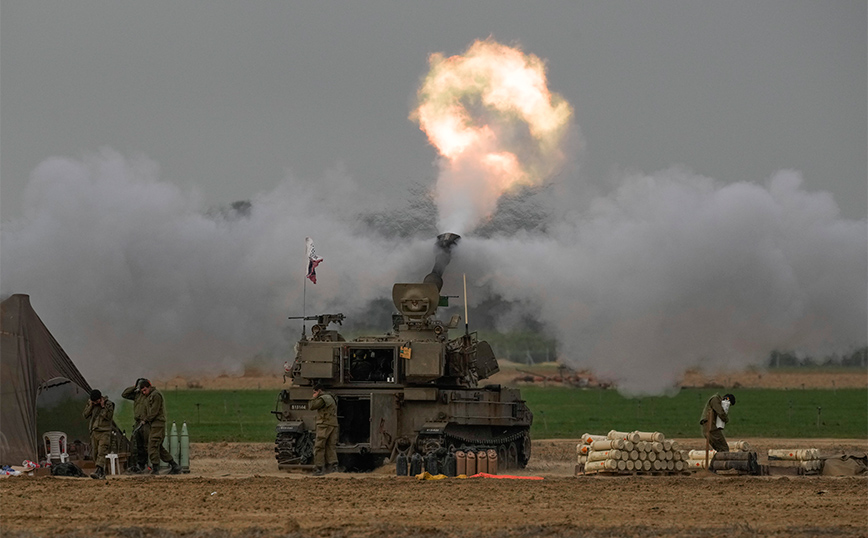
[273,233,533,472]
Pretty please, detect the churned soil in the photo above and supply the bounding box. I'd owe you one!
[2,439,866,538]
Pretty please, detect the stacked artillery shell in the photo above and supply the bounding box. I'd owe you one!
[629,438,684,472]
[576,433,605,473]
[607,430,640,443]
[585,442,628,473]
[582,433,608,445]
[768,448,823,474]
[728,440,752,452]
[768,448,820,460]
[577,431,685,474]
[684,448,759,474]
[576,433,615,473]
[685,448,716,470]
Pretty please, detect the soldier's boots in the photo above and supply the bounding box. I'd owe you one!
[327,463,340,474]
[90,466,106,480]
[312,466,325,476]
[150,465,161,475]
[168,460,182,475]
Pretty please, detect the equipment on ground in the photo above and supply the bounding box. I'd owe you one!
[179,422,190,472]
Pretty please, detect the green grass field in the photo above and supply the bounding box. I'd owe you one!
[114,387,867,443]
[114,390,280,443]
[522,386,867,439]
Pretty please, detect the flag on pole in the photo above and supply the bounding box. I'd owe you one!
[305,237,323,284]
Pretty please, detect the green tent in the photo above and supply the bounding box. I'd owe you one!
[0,294,110,465]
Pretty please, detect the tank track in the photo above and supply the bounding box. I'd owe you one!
[416,425,531,469]
[444,426,526,447]
[274,431,314,466]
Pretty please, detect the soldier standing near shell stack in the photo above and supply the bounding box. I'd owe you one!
[309,383,339,476]
[139,380,182,475]
[122,378,150,473]
[700,393,736,453]
[83,389,115,480]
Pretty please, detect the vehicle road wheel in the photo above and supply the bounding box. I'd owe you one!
[507,442,518,469]
[497,445,508,469]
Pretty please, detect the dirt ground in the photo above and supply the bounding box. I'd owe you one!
[2,438,866,538]
[5,369,865,537]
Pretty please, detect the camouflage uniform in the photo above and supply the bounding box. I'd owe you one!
[699,393,731,453]
[83,397,115,472]
[143,387,176,471]
[122,385,150,470]
[309,391,339,471]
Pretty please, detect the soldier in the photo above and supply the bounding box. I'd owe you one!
[121,378,150,473]
[83,389,115,480]
[700,393,736,453]
[139,380,181,475]
[309,383,339,475]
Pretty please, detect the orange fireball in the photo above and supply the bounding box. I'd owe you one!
[412,38,573,233]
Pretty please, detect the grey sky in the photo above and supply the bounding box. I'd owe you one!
[2,1,866,219]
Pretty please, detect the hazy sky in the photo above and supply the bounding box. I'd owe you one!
[1,1,865,393]
[2,1,865,219]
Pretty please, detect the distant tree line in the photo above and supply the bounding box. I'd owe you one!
[484,331,868,368]
[484,331,868,369]
[767,347,868,368]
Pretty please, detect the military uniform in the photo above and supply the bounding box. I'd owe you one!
[699,393,731,453]
[309,390,339,473]
[122,384,150,471]
[83,396,115,477]
[143,387,180,474]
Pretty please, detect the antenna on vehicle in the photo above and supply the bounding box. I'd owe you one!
[463,273,469,336]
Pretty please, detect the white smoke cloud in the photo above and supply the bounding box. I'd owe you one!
[460,167,866,394]
[1,149,864,395]
[0,149,427,388]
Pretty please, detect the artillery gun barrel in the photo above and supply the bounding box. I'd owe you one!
[423,232,460,292]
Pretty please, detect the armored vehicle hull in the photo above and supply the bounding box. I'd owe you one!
[274,234,533,472]
[275,377,532,471]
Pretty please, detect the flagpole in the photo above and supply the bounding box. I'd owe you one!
[302,240,307,340]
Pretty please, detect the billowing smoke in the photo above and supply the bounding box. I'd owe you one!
[2,40,865,395]
[0,149,436,387]
[459,168,866,394]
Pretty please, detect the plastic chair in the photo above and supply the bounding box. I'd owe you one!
[105,453,119,475]
[43,431,69,463]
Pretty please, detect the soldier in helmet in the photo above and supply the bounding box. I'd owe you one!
[309,382,339,475]
[83,389,115,480]
[700,392,736,453]
[121,378,150,473]
[139,380,181,475]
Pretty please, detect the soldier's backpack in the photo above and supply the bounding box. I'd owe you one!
[50,462,88,477]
